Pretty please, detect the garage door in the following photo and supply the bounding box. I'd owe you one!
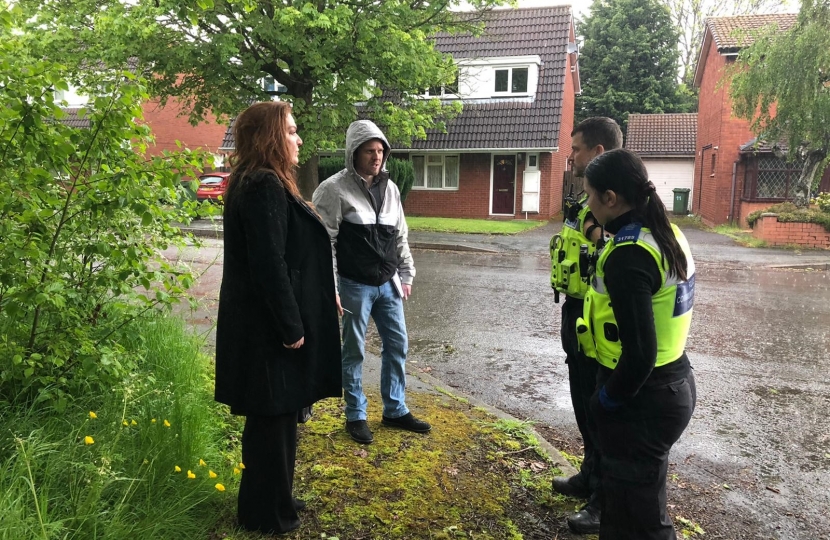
[643,158,695,212]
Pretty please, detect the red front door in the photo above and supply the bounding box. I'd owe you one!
[492,155,516,214]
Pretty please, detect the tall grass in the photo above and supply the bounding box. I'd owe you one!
[0,316,234,540]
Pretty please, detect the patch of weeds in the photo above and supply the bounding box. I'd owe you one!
[559,449,584,470]
[671,215,706,229]
[676,515,706,538]
[712,224,769,247]
[211,393,573,539]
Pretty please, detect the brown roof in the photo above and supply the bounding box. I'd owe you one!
[407,6,573,150]
[625,113,697,157]
[706,13,797,52]
[219,7,574,152]
[58,108,91,129]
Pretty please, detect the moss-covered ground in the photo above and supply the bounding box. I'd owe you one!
[211,393,590,539]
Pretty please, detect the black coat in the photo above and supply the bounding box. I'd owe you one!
[214,171,342,416]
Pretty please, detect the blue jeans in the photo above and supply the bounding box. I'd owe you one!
[338,275,409,422]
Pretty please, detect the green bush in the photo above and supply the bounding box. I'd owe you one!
[387,157,415,202]
[0,15,208,408]
[317,156,415,202]
[746,202,830,232]
[812,192,830,213]
[317,156,345,182]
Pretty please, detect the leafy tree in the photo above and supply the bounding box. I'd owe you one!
[0,4,209,408]
[577,0,693,129]
[21,0,506,198]
[729,0,830,207]
[663,0,784,88]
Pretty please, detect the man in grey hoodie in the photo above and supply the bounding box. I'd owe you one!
[313,120,431,444]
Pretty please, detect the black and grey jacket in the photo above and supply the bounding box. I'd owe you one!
[312,120,415,292]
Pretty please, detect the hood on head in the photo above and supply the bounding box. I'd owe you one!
[345,120,391,174]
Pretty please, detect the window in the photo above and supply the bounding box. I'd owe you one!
[412,155,459,190]
[425,74,459,97]
[743,155,805,200]
[527,154,538,169]
[494,67,529,94]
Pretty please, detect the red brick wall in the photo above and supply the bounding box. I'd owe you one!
[549,42,576,218]
[693,38,756,225]
[141,98,228,160]
[738,201,774,228]
[752,215,830,248]
[404,153,492,217]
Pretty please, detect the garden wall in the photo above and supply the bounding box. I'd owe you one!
[752,213,830,248]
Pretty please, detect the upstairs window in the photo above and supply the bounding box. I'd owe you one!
[494,67,529,94]
[411,155,459,190]
[425,74,459,97]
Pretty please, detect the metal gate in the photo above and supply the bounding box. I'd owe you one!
[561,170,584,211]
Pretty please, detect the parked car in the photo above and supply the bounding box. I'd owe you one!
[196,172,230,203]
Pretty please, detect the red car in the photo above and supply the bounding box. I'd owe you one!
[196,172,231,202]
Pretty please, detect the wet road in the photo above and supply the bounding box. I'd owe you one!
[402,249,830,539]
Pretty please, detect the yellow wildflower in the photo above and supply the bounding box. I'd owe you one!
[233,467,241,475]
[174,465,182,472]
[151,418,157,424]
[163,419,171,428]
[199,459,207,467]
[130,419,137,426]
[215,483,226,492]
[238,462,246,470]
[143,459,149,465]
[84,436,95,445]
[209,470,217,478]
[88,411,97,419]
[187,470,196,479]
[122,420,129,427]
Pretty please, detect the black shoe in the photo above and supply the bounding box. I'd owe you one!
[293,497,307,511]
[345,420,373,444]
[552,474,591,499]
[567,505,601,535]
[381,413,432,433]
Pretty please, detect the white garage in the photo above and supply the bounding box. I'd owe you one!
[642,158,695,213]
[625,113,697,214]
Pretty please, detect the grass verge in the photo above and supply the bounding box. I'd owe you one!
[711,224,769,248]
[407,217,546,235]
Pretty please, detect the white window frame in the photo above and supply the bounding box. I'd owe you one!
[526,153,539,171]
[493,66,530,96]
[411,154,460,190]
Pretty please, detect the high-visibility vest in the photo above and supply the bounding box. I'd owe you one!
[550,196,596,299]
[582,223,695,369]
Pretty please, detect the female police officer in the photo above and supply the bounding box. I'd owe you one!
[576,149,697,539]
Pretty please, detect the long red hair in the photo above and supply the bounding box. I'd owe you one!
[226,101,301,201]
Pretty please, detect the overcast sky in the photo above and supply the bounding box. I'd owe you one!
[453,0,593,17]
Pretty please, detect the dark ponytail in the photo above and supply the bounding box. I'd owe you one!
[585,149,688,281]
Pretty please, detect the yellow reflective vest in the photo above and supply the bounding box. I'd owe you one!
[550,197,596,299]
[581,223,695,370]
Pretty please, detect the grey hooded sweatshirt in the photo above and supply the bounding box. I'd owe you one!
[312,120,414,292]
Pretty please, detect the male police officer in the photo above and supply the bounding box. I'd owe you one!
[550,117,622,534]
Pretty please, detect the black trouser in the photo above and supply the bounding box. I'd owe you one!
[591,371,697,540]
[238,413,300,534]
[561,297,601,505]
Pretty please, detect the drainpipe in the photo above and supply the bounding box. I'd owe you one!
[728,160,738,225]
[697,144,713,213]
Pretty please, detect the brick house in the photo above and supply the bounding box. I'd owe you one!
[692,13,830,226]
[57,85,227,170]
[625,113,697,212]
[396,6,579,219]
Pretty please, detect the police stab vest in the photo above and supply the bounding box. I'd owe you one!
[582,223,695,370]
[550,196,596,300]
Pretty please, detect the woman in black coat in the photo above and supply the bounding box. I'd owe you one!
[214,101,342,535]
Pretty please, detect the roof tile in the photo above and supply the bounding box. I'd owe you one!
[625,113,698,156]
[707,13,797,51]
